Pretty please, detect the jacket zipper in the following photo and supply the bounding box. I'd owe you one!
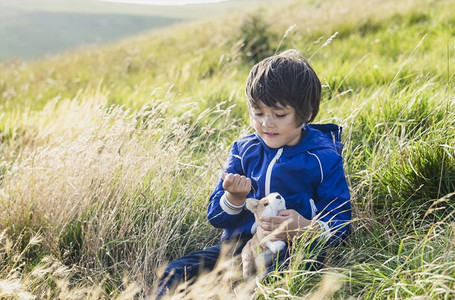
[265,148,283,196]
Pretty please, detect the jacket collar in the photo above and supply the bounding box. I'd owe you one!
[254,123,343,156]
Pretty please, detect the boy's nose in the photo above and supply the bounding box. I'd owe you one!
[262,115,274,127]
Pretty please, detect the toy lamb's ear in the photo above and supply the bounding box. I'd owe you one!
[245,198,259,212]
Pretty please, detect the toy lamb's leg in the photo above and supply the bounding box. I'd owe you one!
[241,240,257,279]
[265,240,286,254]
[254,248,275,276]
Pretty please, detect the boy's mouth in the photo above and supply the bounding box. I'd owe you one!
[264,132,279,138]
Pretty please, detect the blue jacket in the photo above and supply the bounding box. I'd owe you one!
[207,124,351,244]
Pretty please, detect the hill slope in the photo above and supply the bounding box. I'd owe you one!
[0,0,454,298]
[0,0,278,60]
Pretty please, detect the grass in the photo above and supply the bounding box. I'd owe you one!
[0,0,454,298]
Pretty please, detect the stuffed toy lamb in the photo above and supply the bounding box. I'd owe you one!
[241,192,286,279]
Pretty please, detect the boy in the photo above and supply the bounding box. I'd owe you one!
[151,49,351,299]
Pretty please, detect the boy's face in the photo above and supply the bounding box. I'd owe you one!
[250,101,303,149]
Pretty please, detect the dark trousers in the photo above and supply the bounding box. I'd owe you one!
[151,238,323,299]
[151,236,292,299]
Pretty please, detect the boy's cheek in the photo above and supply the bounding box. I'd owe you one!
[249,116,256,128]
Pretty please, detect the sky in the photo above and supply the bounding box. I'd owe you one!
[97,0,229,6]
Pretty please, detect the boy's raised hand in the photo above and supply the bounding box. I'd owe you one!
[221,173,251,206]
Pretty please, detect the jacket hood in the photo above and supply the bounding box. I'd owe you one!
[254,123,343,156]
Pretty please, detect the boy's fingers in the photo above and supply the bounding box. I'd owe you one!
[222,174,234,188]
[243,178,251,189]
[260,216,270,223]
[261,216,282,223]
[260,223,274,231]
[222,173,251,194]
[233,175,248,189]
[238,177,251,192]
[278,210,292,217]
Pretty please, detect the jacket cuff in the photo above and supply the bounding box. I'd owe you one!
[220,193,244,215]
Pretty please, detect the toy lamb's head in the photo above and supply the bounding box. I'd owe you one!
[263,192,286,215]
[245,192,286,218]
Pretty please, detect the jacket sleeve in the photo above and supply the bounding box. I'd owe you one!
[207,142,251,229]
[313,152,351,244]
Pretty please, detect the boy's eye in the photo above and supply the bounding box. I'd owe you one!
[253,112,263,116]
[275,114,287,118]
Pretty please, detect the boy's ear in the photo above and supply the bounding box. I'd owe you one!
[306,112,313,123]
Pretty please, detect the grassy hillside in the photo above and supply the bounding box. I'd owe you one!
[1,0,454,298]
[0,0,278,60]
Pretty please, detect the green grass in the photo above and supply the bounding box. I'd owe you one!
[0,0,454,298]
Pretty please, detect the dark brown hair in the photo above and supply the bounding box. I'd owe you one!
[245,49,321,125]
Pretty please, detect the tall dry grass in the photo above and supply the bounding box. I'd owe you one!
[0,230,141,299]
[0,91,246,297]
